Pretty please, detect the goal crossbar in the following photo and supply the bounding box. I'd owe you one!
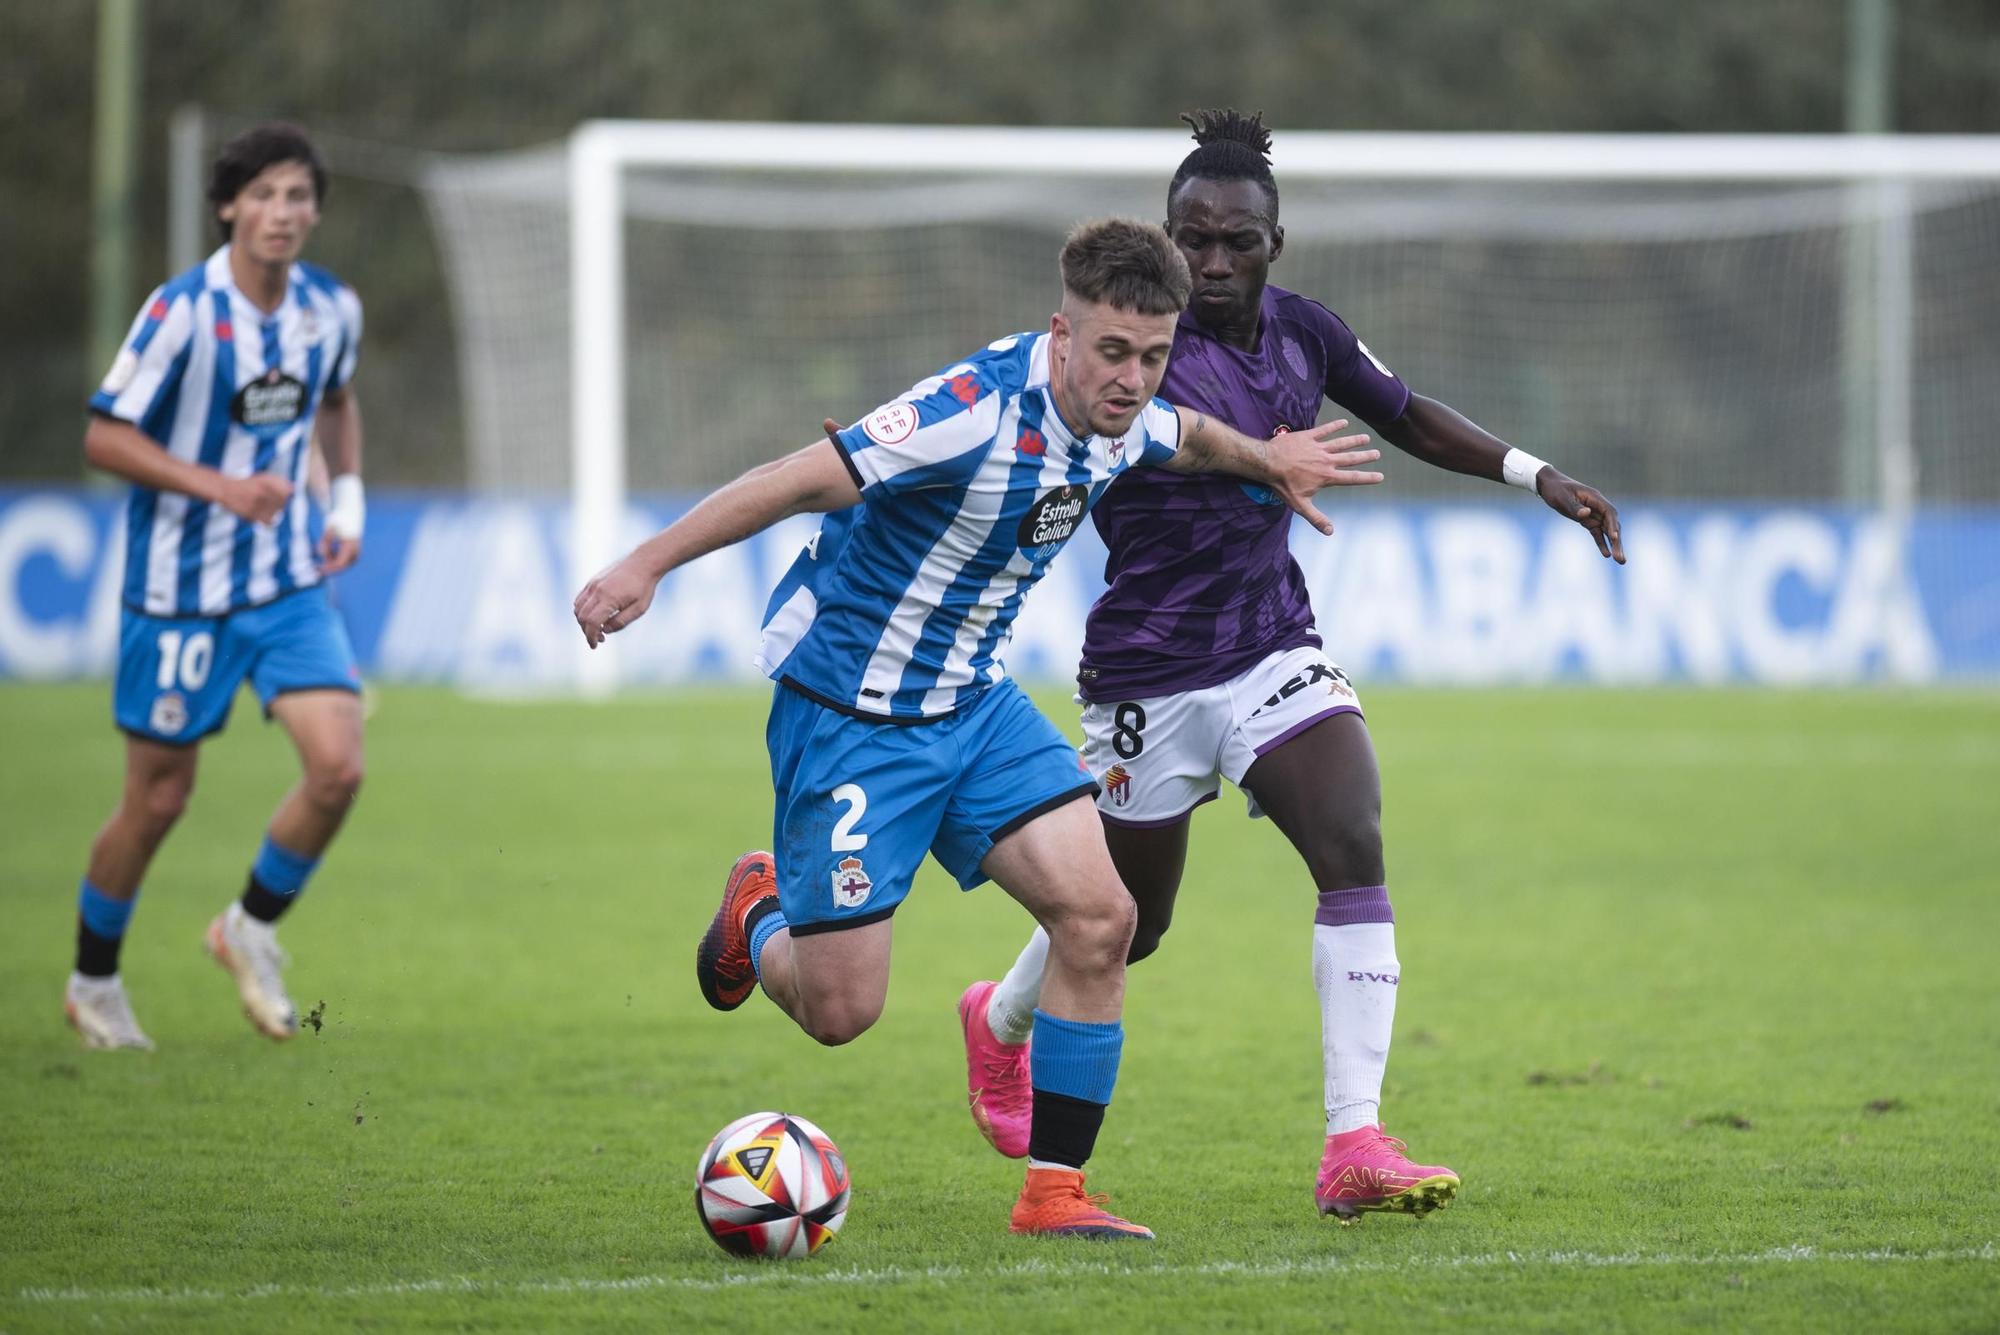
[567,123,2000,691]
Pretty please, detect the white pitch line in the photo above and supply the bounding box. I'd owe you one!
[14,1242,1994,1307]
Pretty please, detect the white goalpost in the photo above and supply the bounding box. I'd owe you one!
[155,116,2000,689]
[527,122,2000,691]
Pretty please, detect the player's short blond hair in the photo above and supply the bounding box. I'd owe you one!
[1059,218,1192,316]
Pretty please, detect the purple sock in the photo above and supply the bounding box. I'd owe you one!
[1316,885,1394,926]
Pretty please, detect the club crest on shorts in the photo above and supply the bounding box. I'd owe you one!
[1102,763,1133,808]
[149,691,188,736]
[830,856,873,909]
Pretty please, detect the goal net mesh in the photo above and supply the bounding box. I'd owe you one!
[421,148,2000,505]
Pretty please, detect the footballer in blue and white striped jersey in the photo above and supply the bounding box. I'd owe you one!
[90,245,362,617]
[574,218,1383,1162]
[66,124,374,1054]
[756,330,1180,721]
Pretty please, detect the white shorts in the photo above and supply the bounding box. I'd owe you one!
[1078,645,1364,827]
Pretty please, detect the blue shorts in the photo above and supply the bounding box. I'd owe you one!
[766,679,1097,935]
[115,586,361,745]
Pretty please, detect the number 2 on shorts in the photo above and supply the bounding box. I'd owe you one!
[830,782,869,852]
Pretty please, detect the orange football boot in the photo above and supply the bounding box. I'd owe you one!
[1009,1167,1154,1240]
[695,851,778,1011]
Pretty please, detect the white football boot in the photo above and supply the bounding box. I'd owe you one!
[65,972,156,1051]
[205,903,299,1040]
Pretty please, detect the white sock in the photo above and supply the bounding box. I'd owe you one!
[226,900,277,938]
[987,927,1048,1044]
[1312,921,1400,1136]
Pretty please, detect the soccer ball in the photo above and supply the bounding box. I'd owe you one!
[694,1111,852,1259]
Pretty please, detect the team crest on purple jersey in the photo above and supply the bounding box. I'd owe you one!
[1280,336,1310,383]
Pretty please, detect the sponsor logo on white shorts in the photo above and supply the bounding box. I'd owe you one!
[1247,661,1355,720]
[831,855,873,909]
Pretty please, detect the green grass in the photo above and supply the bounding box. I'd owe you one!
[2,683,1997,1333]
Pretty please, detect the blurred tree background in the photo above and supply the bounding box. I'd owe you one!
[3,0,1997,483]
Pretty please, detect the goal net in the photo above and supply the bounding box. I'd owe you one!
[418,124,2000,518]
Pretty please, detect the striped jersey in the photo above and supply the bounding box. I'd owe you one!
[757,332,1181,721]
[90,245,363,617]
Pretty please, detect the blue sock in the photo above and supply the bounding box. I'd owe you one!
[76,878,137,976]
[241,835,319,923]
[1029,1010,1124,1104]
[1027,1010,1124,1168]
[253,836,318,895]
[79,879,137,940]
[748,904,789,984]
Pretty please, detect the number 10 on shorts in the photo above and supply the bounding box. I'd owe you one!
[156,629,214,690]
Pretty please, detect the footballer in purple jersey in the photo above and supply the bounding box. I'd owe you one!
[961,111,1625,1221]
[1078,282,1409,701]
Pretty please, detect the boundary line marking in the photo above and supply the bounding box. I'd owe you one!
[14,1242,1995,1306]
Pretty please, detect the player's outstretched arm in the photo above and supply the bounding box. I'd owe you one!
[1379,394,1624,563]
[84,413,293,524]
[1166,407,1382,536]
[572,435,862,647]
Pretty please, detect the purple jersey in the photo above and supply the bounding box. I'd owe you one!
[1077,285,1409,702]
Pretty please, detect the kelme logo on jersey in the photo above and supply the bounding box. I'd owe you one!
[231,368,307,428]
[830,856,873,910]
[1016,485,1089,560]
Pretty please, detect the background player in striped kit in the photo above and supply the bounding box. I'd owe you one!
[574,218,1384,1238]
[961,111,1626,1220]
[65,123,369,1050]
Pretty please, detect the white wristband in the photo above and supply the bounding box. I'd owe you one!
[1501,448,1549,493]
[327,474,366,540]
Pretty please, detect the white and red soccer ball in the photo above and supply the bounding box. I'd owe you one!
[694,1111,851,1259]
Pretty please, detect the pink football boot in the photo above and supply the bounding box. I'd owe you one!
[1315,1125,1460,1222]
[957,980,1032,1158]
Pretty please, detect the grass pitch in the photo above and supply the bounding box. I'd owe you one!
[2,683,1997,1332]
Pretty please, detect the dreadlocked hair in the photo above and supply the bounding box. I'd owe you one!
[1167,108,1279,223]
